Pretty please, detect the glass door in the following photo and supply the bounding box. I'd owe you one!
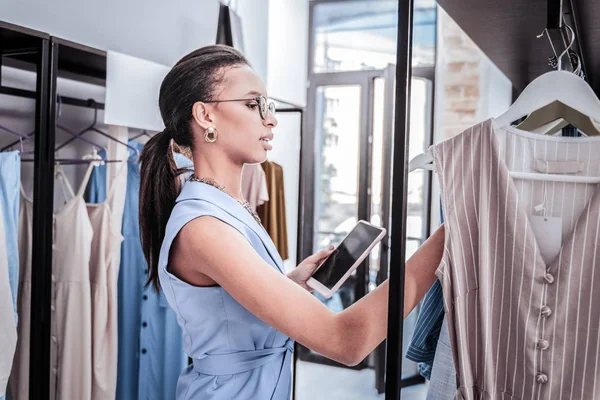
[373,65,435,394]
[297,69,384,370]
[295,67,434,398]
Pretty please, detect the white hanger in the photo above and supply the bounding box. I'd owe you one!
[410,26,600,184]
[492,24,600,130]
[82,147,105,167]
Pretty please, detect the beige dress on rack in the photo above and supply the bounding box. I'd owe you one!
[50,164,95,400]
[10,164,95,400]
[86,171,123,400]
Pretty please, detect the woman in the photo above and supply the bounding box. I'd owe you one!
[139,45,444,399]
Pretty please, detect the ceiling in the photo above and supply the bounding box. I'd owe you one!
[436,0,600,94]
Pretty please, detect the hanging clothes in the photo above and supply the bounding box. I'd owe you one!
[433,119,600,400]
[0,151,19,400]
[11,164,96,400]
[7,186,33,400]
[87,141,188,400]
[51,164,95,400]
[0,151,20,322]
[406,280,445,379]
[87,176,124,400]
[242,163,269,211]
[406,200,446,381]
[0,199,17,398]
[158,181,294,400]
[256,161,289,260]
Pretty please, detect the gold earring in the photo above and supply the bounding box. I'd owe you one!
[204,126,218,143]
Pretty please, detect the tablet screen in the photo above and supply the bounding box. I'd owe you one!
[311,222,384,290]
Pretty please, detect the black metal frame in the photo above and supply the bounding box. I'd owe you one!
[385,0,414,398]
[296,68,385,371]
[374,65,435,395]
[1,20,108,400]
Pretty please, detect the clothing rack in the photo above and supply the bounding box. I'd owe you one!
[0,20,107,400]
[386,0,597,398]
[0,86,105,110]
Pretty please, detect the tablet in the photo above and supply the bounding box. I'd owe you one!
[306,220,386,298]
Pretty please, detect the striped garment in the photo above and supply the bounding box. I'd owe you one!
[432,119,600,400]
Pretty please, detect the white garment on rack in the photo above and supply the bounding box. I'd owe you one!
[11,164,96,400]
[50,163,95,400]
[0,199,17,397]
[8,186,32,400]
[86,176,124,400]
[242,163,269,211]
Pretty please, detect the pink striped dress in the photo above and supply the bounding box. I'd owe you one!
[432,119,600,399]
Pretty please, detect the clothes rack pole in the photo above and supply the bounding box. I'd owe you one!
[385,0,414,398]
[547,0,563,30]
[28,36,57,400]
[0,86,105,109]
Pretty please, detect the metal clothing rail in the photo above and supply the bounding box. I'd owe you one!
[0,85,105,109]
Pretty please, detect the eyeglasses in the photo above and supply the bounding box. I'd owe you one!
[203,95,276,120]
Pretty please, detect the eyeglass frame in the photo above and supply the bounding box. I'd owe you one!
[202,96,276,120]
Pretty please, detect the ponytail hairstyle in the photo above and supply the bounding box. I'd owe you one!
[139,45,250,292]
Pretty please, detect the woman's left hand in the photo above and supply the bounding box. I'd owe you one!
[287,246,335,291]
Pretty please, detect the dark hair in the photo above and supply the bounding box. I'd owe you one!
[139,45,250,292]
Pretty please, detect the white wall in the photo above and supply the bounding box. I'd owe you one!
[267,112,302,272]
[478,58,513,122]
[0,0,220,66]
[104,51,170,131]
[236,0,270,82]
[267,0,309,106]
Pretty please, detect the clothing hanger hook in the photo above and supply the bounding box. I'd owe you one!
[557,23,576,71]
[87,99,99,126]
[538,28,560,69]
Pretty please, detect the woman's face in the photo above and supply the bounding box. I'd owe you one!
[203,65,278,164]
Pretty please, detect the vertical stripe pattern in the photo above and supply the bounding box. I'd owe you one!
[432,119,600,400]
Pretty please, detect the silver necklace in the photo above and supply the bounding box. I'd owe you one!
[189,176,262,224]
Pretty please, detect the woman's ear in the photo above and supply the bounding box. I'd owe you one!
[192,102,215,130]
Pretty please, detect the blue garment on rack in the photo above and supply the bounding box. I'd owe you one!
[405,280,445,379]
[0,151,20,324]
[87,141,191,400]
[0,151,20,400]
[405,200,445,380]
[85,153,107,203]
[158,181,293,399]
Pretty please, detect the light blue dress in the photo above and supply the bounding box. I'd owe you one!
[0,151,19,400]
[0,151,20,323]
[159,181,294,400]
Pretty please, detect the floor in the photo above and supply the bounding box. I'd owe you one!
[295,360,428,400]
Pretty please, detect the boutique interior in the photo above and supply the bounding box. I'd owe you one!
[1,0,600,399]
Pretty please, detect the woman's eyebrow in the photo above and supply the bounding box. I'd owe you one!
[244,90,266,97]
